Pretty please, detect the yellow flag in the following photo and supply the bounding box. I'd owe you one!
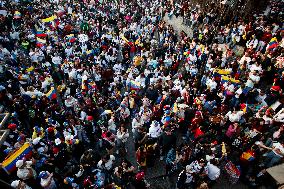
[42,15,57,23]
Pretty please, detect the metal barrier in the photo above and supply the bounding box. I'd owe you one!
[0,113,10,147]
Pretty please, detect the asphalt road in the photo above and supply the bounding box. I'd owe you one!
[120,14,252,189]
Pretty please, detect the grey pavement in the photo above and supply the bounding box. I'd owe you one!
[121,14,255,189]
[163,14,193,38]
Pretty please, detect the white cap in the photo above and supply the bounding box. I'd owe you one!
[11,180,20,188]
[37,147,45,154]
[16,160,24,168]
[55,138,61,145]
[65,135,74,141]
[32,137,41,145]
[186,165,193,173]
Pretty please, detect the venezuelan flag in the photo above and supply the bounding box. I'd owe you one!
[45,87,57,100]
[2,143,33,174]
[240,103,247,113]
[214,69,231,81]
[214,69,231,75]
[183,50,190,56]
[268,41,278,49]
[120,35,129,44]
[241,150,255,161]
[268,37,278,49]
[14,11,21,19]
[26,66,34,74]
[36,30,47,38]
[135,37,141,45]
[42,15,57,23]
[130,80,140,90]
[36,37,46,48]
[86,50,93,56]
[221,75,240,85]
[66,34,76,43]
[172,103,178,113]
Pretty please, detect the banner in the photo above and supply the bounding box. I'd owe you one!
[2,143,33,174]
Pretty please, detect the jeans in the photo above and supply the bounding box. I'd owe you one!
[264,151,282,168]
[256,41,266,52]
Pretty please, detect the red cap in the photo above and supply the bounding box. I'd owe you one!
[195,111,201,116]
[212,141,218,145]
[271,86,281,92]
[135,172,145,181]
[53,147,59,154]
[47,127,54,133]
[87,116,93,121]
[8,123,17,130]
[240,103,246,110]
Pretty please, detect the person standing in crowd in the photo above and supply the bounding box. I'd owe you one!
[0,0,283,188]
[159,127,177,160]
[116,124,129,155]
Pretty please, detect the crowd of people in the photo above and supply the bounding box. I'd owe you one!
[0,0,283,188]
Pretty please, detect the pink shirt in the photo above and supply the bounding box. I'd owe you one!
[226,125,237,138]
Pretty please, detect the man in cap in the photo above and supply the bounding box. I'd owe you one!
[132,172,150,189]
[159,127,177,160]
[176,165,195,189]
[39,171,57,189]
[16,158,39,188]
[148,120,162,141]
[205,159,220,186]
[11,180,32,189]
[16,159,36,180]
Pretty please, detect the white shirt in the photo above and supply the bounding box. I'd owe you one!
[235,87,243,98]
[272,142,284,157]
[239,55,251,65]
[206,79,217,91]
[97,155,115,170]
[226,111,244,122]
[205,162,220,180]
[189,160,202,173]
[117,130,129,143]
[120,107,130,118]
[17,161,35,180]
[255,94,267,106]
[135,76,146,88]
[132,118,143,132]
[245,79,254,88]
[249,73,260,83]
[185,172,194,183]
[40,172,56,189]
[52,56,62,65]
[107,119,116,131]
[148,124,162,138]
[223,83,235,92]
[65,47,73,57]
[250,64,262,73]
[113,63,123,73]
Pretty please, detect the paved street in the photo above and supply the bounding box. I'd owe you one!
[121,15,252,189]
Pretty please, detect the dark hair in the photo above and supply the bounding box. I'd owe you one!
[210,158,218,165]
[106,131,112,137]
